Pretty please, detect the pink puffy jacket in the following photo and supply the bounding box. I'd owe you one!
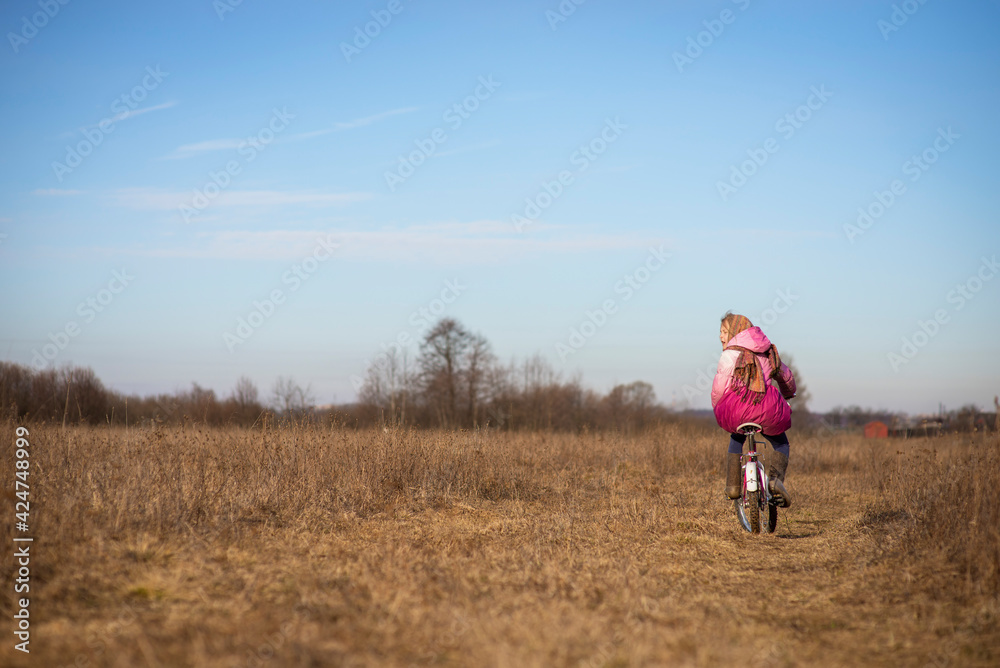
[711,327,796,436]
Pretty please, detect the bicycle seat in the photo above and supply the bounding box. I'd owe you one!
[736,422,763,435]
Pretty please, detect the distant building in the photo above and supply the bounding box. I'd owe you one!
[864,421,889,439]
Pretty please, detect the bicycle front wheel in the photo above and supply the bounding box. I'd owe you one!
[748,490,761,533]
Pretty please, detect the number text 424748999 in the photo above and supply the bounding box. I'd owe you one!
[13,426,32,654]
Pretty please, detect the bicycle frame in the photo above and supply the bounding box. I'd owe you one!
[742,433,770,503]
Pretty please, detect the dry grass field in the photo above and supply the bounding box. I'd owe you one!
[1,421,998,667]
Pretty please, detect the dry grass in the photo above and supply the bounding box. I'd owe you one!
[1,422,998,666]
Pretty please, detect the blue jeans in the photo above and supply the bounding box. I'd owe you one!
[728,431,790,457]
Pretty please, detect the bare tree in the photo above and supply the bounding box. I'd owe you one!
[233,376,259,409]
[230,376,262,423]
[606,381,655,411]
[359,347,411,425]
[271,376,314,416]
[604,381,656,430]
[186,383,219,423]
[520,354,560,429]
[418,319,473,427]
[464,333,495,428]
[387,348,410,425]
[483,361,514,428]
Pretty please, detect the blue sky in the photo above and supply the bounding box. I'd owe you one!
[1,0,998,413]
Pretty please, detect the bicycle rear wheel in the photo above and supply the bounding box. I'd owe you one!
[764,501,777,534]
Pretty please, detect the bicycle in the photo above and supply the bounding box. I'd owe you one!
[733,422,778,534]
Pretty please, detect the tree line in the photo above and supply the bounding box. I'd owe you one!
[0,318,670,431]
[0,362,307,427]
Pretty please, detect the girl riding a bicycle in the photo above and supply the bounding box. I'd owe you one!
[712,312,797,507]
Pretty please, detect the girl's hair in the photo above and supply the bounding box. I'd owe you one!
[720,312,754,348]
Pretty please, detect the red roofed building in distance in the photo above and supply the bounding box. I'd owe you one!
[864,421,889,439]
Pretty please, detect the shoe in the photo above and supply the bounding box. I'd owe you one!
[768,451,792,508]
[725,452,742,500]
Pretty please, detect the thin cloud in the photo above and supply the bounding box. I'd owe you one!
[32,188,84,196]
[107,100,178,124]
[713,227,839,240]
[110,187,372,211]
[209,191,372,207]
[162,106,418,159]
[97,221,663,263]
[284,106,421,142]
[160,138,244,160]
[332,106,419,131]
[111,187,189,210]
[79,101,177,130]
[56,101,177,140]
